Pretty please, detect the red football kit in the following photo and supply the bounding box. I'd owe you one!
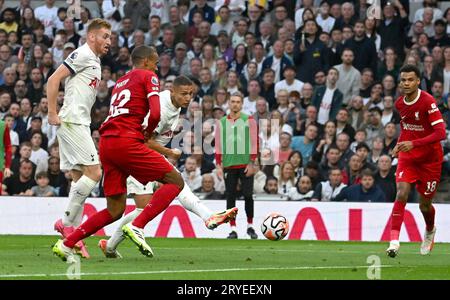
[395,89,446,198]
[99,69,173,196]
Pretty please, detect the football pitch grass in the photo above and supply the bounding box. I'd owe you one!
[0,235,449,280]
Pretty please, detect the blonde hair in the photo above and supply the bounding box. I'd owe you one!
[87,18,111,32]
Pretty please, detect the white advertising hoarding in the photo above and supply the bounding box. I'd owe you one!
[1,197,449,242]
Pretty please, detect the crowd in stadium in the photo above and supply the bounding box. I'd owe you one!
[0,0,449,202]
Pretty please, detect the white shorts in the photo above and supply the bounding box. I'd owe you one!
[57,122,99,171]
[127,176,155,195]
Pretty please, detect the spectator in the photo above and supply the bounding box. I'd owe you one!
[359,68,374,98]
[197,20,218,48]
[0,44,18,68]
[335,169,386,202]
[172,42,190,75]
[313,67,343,125]
[215,30,234,64]
[102,0,125,33]
[316,1,336,34]
[382,122,398,156]
[229,43,248,76]
[240,62,259,95]
[124,0,150,33]
[336,132,354,167]
[242,79,261,115]
[313,120,337,162]
[156,26,176,57]
[334,48,361,106]
[47,156,66,195]
[304,160,322,189]
[252,98,269,124]
[274,66,304,96]
[342,153,363,186]
[263,176,279,195]
[277,132,293,164]
[34,0,58,39]
[181,156,202,191]
[333,2,356,30]
[157,52,178,81]
[375,154,396,202]
[275,161,296,196]
[19,97,32,130]
[368,136,384,165]
[335,108,356,139]
[350,128,367,152]
[378,1,409,61]
[355,142,376,171]
[211,5,233,36]
[413,0,442,23]
[259,68,276,110]
[429,19,450,49]
[312,167,347,201]
[343,20,377,73]
[194,173,223,199]
[29,131,48,173]
[262,40,292,83]
[361,106,384,146]
[291,123,318,166]
[318,144,342,179]
[381,95,401,126]
[294,19,329,84]
[288,175,314,201]
[26,68,44,106]
[2,158,35,195]
[31,171,55,196]
[188,0,215,26]
[146,15,163,47]
[258,21,275,54]
[215,92,258,239]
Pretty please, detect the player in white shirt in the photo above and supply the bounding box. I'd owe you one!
[47,19,112,259]
[98,76,238,258]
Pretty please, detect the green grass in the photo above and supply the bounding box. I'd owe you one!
[0,235,449,280]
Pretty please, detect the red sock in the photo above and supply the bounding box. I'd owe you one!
[247,217,253,224]
[230,219,236,226]
[422,204,435,232]
[132,184,181,228]
[390,200,406,241]
[64,209,113,248]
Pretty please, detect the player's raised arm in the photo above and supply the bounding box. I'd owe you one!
[47,64,72,126]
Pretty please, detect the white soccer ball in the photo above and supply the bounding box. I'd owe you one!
[261,213,289,241]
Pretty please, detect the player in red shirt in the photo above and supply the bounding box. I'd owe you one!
[52,46,185,262]
[386,64,446,258]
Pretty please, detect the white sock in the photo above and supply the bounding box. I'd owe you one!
[62,175,97,227]
[178,183,212,221]
[247,223,254,229]
[231,226,237,232]
[107,208,143,251]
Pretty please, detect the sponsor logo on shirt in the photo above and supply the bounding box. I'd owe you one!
[402,123,424,131]
[428,103,439,114]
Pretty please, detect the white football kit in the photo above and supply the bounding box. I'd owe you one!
[57,43,101,171]
[127,90,181,195]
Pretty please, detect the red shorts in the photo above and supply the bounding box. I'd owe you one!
[100,137,174,197]
[396,159,442,199]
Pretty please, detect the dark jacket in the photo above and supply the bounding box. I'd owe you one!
[294,37,330,84]
[378,16,409,60]
[343,36,378,73]
[261,55,293,82]
[334,183,386,202]
[312,85,343,122]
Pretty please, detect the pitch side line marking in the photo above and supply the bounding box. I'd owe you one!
[0,265,398,278]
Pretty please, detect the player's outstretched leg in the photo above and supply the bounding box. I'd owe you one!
[125,170,184,257]
[205,208,239,230]
[52,239,77,264]
[420,226,436,255]
[52,195,126,262]
[177,182,238,229]
[99,208,143,258]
